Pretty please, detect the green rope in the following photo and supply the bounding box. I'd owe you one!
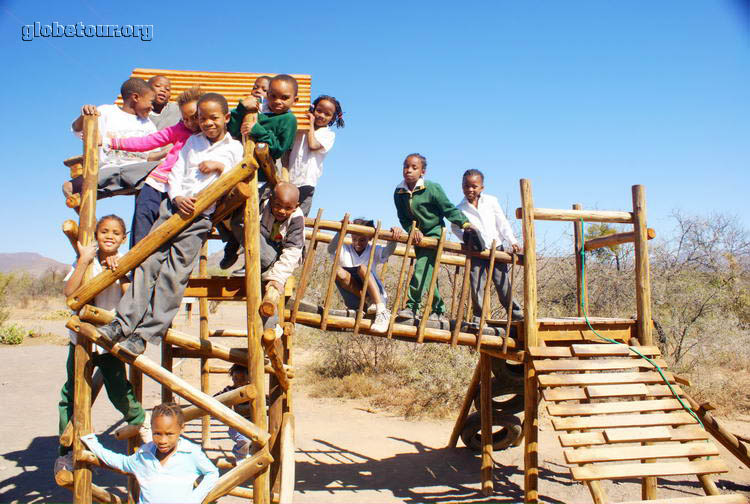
[578,219,705,431]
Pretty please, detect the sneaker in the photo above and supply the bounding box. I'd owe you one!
[116,335,146,357]
[231,267,245,277]
[138,412,152,444]
[428,312,448,323]
[366,304,377,315]
[220,244,240,270]
[97,320,125,344]
[370,310,391,333]
[54,452,73,475]
[396,308,415,320]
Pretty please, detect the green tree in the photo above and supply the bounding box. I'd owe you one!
[584,223,624,271]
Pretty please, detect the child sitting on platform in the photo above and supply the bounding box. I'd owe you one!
[219,74,299,270]
[390,153,477,322]
[451,169,523,322]
[328,218,395,333]
[55,214,148,473]
[214,364,253,462]
[106,87,204,247]
[289,95,345,216]
[63,78,159,200]
[81,402,219,504]
[95,93,244,356]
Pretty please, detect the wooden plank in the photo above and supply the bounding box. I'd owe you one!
[548,399,684,417]
[559,426,709,447]
[528,346,573,358]
[540,327,633,342]
[564,441,719,464]
[538,371,674,388]
[604,426,673,443]
[570,459,728,481]
[553,411,697,431]
[586,383,679,399]
[572,344,661,357]
[543,383,684,402]
[614,494,748,504]
[584,228,655,252]
[534,358,667,373]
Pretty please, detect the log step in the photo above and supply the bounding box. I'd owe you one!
[611,494,748,504]
[559,426,709,447]
[543,384,684,402]
[552,411,697,431]
[564,440,719,464]
[571,343,661,357]
[538,371,675,388]
[533,358,667,373]
[570,458,728,481]
[547,398,684,417]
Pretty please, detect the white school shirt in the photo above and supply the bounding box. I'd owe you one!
[288,127,336,188]
[451,193,518,249]
[334,241,398,269]
[73,104,157,170]
[167,132,244,215]
[64,254,126,352]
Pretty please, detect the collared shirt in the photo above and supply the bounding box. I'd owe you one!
[81,434,218,504]
[394,177,425,194]
[167,132,244,214]
[452,193,518,249]
[288,126,336,188]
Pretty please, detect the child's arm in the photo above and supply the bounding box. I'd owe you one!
[391,192,424,244]
[168,146,196,217]
[492,198,521,252]
[432,183,475,233]
[80,434,137,474]
[379,240,398,262]
[190,448,219,503]
[251,115,298,159]
[72,105,99,133]
[63,243,97,297]
[109,125,179,152]
[263,215,304,292]
[327,232,341,256]
[227,102,251,140]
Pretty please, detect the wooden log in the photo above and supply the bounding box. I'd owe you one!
[572,204,586,316]
[60,370,104,448]
[164,328,249,366]
[291,208,323,323]
[615,496,749,504]
[564,442,719,465]
[354,220,381,335]
[513,207,634,224]
[197,241,211,449]
[161,341,174,403]
[262,328,290,392]
[211,181,251,224]
[210,328,247,338]
[66,193,81,209]
[321,214,349,331]
[68,318,270,445]
[70,162,84,179]
[55,469,124,504]
[571,459,728,482]
[113,424,141,441]
[201,448,274,504]
[79,304,115,325]
[67,154,259,311]
[254,143,278,187]
[584,228,656,252]
[387,224,416,339]
[501,251,516,354]
[64,154,84,167]
[182,385,256,423]
[683,393,750,470]
[479,353,493,495]
[451,256,472,347]
[447,360,481,448]
[260,286,281,318]
[449,265,460,319]
[417,228,447,344]
[476,239,497,351]
[63,220,80,254]
[77,450,128,477]
[278,413,295,504]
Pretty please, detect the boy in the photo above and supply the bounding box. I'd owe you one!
[96,93,244,356]
[390,154,476,322]
[220,74,299,269]
[147,75,181,130]
[451,169,524,322]
[63,78,159,200]
[214,364,253,461]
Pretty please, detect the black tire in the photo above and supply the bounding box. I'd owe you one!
[473,378,524,413]
[460,411,523,452]
[491,358,525,386]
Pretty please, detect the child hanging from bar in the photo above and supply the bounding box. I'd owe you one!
[62,78,160,201]
[106,87,204,247]
[213,364,253,462]
[95,93,244,356]
[288,95,345,216]
[81,402,219,504]
[451,169,524,325]
[218,74,299,270]
[328,218,395,332]
[390,153,477,323]
[55,214,148,475]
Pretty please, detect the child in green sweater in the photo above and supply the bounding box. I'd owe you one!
[390,153,476,321]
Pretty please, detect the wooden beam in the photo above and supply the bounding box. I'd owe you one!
[417,228,447,343]
[321,214,349,331]
[451,256,472,347]
[479,354,493,495]
[571,459,728,482]
[254,143,278,187]
[572,204,586,316]
[514,207,634,223]
[182,385,256,423]
[447,360,481,448]
[584,227,655,252]
[291,208,323,323]
[476,239,497,351]
[202,449,274,504]
[198,241,210,449]
[262,328,290,392]
[211,182,251,224]
[387,224,416,339]
[55,469,124,504]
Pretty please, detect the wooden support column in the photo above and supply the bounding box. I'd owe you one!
[161,335,173,403]
[202,449,274,504]
[353,220,381,335]
[451,257,472,347]
[321,214,349,331]
[476,239,497,351]
[387,224,416,338]
[449,265,460,320]
[573,203,587,316]
[417,228,447,343]
[447,360,481,448]
[198,240,211,448]
[520,179,539,504]
[402,258,415,310]
[291,208,323,323]
[127,364,142,504]
[480,353,493,495]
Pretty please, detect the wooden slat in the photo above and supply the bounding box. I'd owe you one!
[604,426,673,443]
[539,327,633,342]
[534,358,667,373]
[548,398,684,417]
[528,346,573,358]
[553,411,697,431]
[559,426,709,447]
[538,371,674,388]
[543,383,684,402]
[564,441,719,464]
[572,344,661,357]
[586,384,649,398]
[613,494,748,504]
[538,316,637,325]
[570,459,728,481]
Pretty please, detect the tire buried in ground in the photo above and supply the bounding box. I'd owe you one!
[460,410,523,452]
[472,378,524,414]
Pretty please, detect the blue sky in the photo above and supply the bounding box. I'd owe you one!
[1,1,748,263]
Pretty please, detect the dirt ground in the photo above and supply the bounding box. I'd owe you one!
[1,301,749,503]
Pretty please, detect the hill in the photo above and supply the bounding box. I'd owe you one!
[0,252,69,276]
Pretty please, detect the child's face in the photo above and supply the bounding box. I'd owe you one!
[132,89,156,119]
[251,78,270,99]
[351,234,369,254]
[402,156,425,187]
[151,414,183,454]
[231,369,249,388]
[267,80,297,114]
[96,218,126,255]
[270,193,298,222]
[179,100,200,133]
[462,174,484,204]
[312,99,336,129]
[150,77,171,105]
[198,100,230,143]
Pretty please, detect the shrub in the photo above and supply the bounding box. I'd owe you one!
[0,324,28,345]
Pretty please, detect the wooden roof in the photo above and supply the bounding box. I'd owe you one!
[117,68,312,130]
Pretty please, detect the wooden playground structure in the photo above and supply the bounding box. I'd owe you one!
[56,69,750,504]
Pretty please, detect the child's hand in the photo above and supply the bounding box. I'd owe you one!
[390,227,406,241]
[77,241,97,264]
[412,229,424,245]
[174,196,196,217]
[241,96,259,112]
[103,255,119,271]
[81,105,99,116]
[240,116,257,136]
[511,243,522,254]
[198,161,225,175]
[307,111,315,126]
[266,281,283,296]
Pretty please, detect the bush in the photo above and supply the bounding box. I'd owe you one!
[0,324,28,345]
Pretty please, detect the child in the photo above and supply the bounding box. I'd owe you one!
[81,402,219,504]
[220,74,299,269]
[328,218,395,332]
[451,169,524,322]
[106,87,204,247]
[55,215,147,471]
[249,75,271,107]
[289,95,345,216]
[147,75,181,130]
[63,78,159,200]
[390,154,476,322]
[95,93,244,356]
[214,364,253,461]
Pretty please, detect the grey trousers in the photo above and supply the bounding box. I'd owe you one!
[470,252,523,320]
[71,161,159,198]
[115,199,211,343]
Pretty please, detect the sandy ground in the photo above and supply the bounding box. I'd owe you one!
[1,302,749,503]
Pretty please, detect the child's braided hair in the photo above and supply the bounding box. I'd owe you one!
[313,95,345,128]
[151,402,185,426]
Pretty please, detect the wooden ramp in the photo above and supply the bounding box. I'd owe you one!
[530,342,746,504]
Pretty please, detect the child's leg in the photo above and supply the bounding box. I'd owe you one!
[259,234,283,273]
[227,427,251,460]
[57,344,76,456]
[130,185,167,248]
[490,258,523,319]
[334,266,368,310]
[408,247,446,314]
[99,161,159,196]
[298,186,315,217]
[468,256,489,319]
[94,353,146,425]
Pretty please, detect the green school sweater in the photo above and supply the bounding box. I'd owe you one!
[394,179,470,238]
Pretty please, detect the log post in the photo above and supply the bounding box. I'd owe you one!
[198,240,211,448]
[353,220,381,335]
[501,252,516,355]
[60,371,103,448]
[202,449,274,504]
[573,203,587,316]
[387,223,416,339]
[62,220,79,254]
[161,334,174,403]
[584,228,655,251]
[480,353,493,495]
[260,288,281,318]
[211,182,251,224]
[520,179,539,504]
[127,363,142,504]
[447,360,481,448]
[476,239,497,351]
[55,469,124,504]
[449,265,460,320]
[417,228,447,343]
[290,208,324,323]
[254,143,278,187]
[451,257,472,347]
[262,329,291,392]
[321,214,349,331]
[181,385,256,423]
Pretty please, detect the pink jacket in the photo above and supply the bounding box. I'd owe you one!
[109,121,193,186]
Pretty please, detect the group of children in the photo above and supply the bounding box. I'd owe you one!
[56,72,522,502]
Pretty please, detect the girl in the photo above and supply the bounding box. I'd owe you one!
[213,364,253,461]
[106,87,204,247]
[56,215,147,472]
[81,402,219,504]
[288,95,345,216]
